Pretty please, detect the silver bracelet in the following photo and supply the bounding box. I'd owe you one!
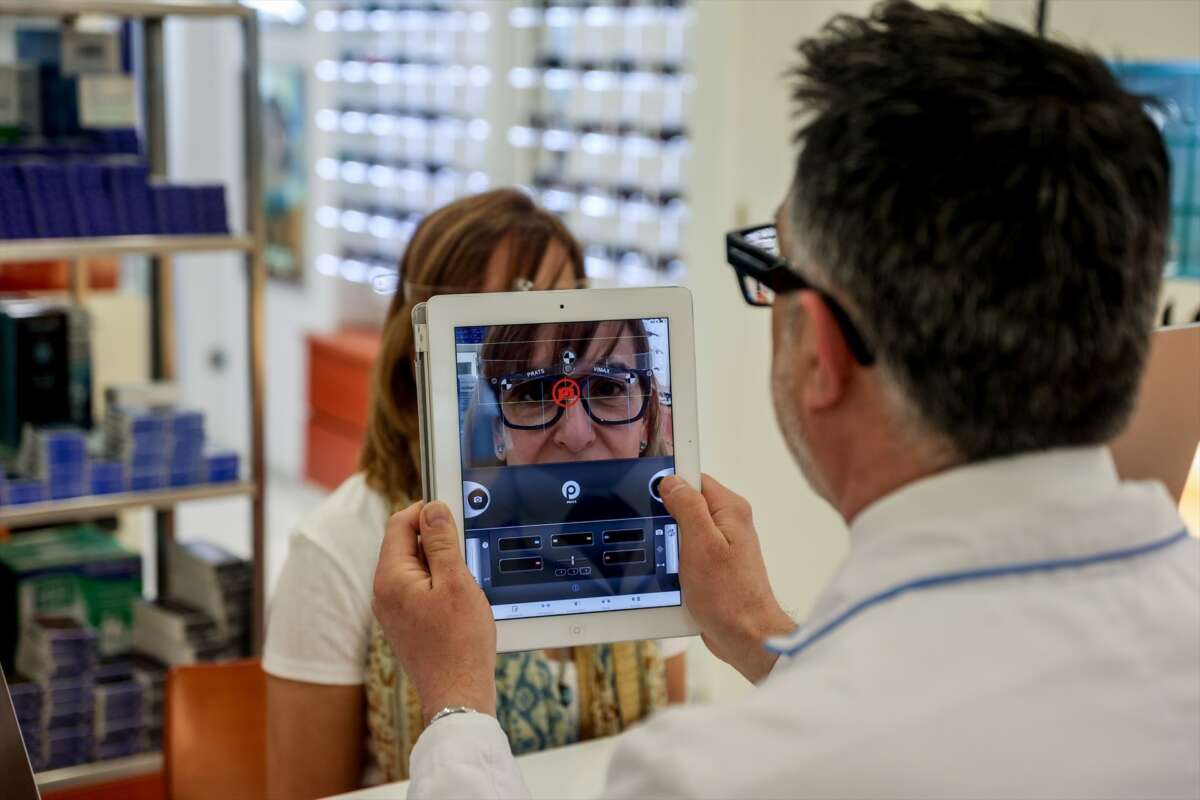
[428,706,480,726]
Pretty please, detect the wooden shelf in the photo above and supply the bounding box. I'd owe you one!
[0,482,256,528]
[36,752,162,793]
[0,235,255,265]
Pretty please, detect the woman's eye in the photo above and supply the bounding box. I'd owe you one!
[512,381,547,402]
[591,379,626,398]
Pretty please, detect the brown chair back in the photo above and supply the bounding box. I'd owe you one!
[165,659,266,800]
[1112,323,1200,503]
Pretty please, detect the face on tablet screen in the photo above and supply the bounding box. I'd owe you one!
[454,318,681,620]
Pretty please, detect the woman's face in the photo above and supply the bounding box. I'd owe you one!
[497,325,651,466]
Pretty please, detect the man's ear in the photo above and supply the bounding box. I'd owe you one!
[797,290,854,412]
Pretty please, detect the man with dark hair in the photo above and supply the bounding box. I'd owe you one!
[371,2,1199,797]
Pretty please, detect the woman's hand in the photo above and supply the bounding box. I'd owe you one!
[372,501,498,722]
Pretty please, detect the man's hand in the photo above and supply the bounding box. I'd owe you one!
[662,474,795,684]
[372,501,497,723]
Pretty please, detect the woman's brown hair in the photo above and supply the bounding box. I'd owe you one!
[359,189,584,506]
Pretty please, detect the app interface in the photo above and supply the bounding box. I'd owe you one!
[454,317,680,620]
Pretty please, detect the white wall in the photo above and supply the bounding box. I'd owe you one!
[990,0,1200,59]
[166,15,343,482]
[681,0,875,703]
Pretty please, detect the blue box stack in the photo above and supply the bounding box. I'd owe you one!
[8,677,44,770]
[93,661,146,761]
[105,406,217,490]
[205,451,240,484]
[105,407,166,491]
[0,155,230,240]
[166,410,205,487]
[0,27,231,241]
[16,617,99,770]
[130,654,167,752]
[5,478,46,506]
[89,460,127,496]
[19,427,89,501]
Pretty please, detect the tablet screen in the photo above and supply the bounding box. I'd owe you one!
[454,317,681,620]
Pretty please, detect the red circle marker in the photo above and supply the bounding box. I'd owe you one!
[552,377,581,408]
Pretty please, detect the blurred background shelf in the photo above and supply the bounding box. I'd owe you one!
[0,1,252,20]
[0,482,256,528]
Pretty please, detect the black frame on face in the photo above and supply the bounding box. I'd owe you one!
[725,224,876,366]
[491,368,655,431]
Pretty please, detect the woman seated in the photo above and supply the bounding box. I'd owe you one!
[263,189,687,799]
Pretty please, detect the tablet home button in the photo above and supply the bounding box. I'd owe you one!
[570,625,583,637]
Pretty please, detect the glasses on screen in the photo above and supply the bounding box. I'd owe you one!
[488,367,654,430]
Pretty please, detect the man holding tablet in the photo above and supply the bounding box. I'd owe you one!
[373,2,1200,798]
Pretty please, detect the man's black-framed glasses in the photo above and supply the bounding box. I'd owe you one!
[487,367,654,430]
[726,224,876,366]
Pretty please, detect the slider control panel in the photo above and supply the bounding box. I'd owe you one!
[466,516,681,590]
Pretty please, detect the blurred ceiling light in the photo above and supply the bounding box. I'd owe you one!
[314,60,339,83]
[369,216,397,239]
[580,193,615,218]
[582,70,618,92]
[315,158,340,181]
[340,258,368,283]
[580,132,615,154]
[469,11,491,32]
[544,68,576,91]
[509,7,541,28]
[467,171,490,193]
[316,254,341,276]
[340,61,368,84]
[469,66,492,86]
[341,210,368,234]
[341,112,368,134]
[340,9,367,31]
[340,161,368,184]
[314,109,340,131]
[368,165,397,188]
[367,10,395,31]
[313,9,338,31]
[509,67,538,89]
[544,6,576,28]
[542,128,573,151]
[583,6,617,27]
[315,206,341,229]
[467,119,491,141]
[507,126,537,148]
[368,114,396,136]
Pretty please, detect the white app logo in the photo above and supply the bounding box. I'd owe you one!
[561,480,581,502]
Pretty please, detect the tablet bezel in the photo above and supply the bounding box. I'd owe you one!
[422,287,701,652]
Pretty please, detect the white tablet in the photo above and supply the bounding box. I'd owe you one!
[413,287,700,652]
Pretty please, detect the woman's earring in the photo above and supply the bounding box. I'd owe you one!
[495,442,506,460]
[639,440,648,452]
